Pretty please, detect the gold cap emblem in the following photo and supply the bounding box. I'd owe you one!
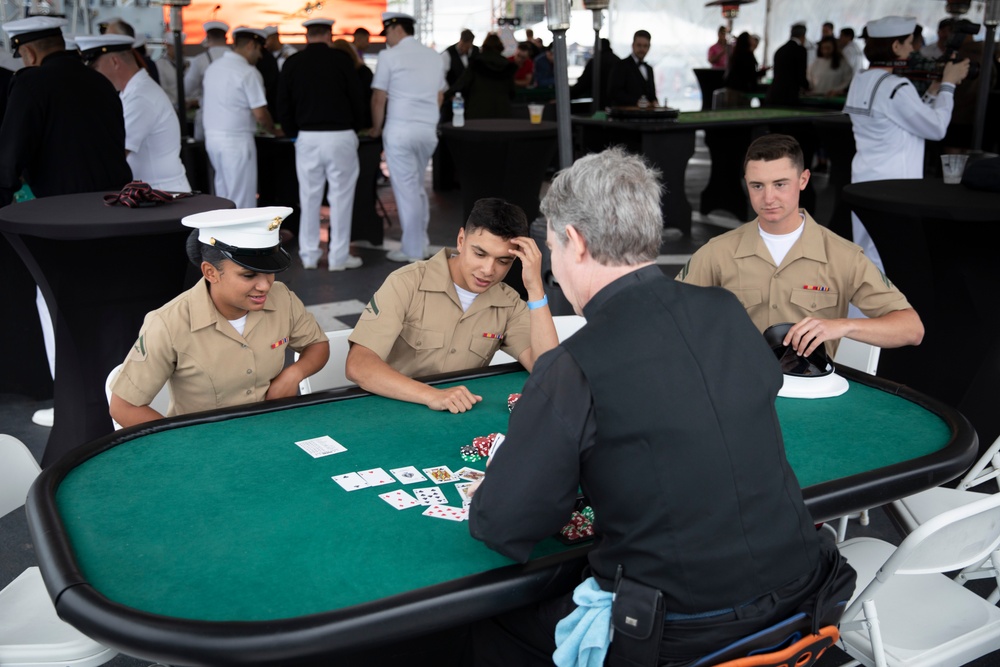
[268,216,283,231]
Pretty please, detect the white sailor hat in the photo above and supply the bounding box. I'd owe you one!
[2,16,68,56]
[203,21,229,34]
[232,26,267,45]
[865,16,917,39]
[183,206,293,273]
[380,11,415,36]
[76,34,134,64]
[302,18,335,29]
[263,25,279,37]
[63,33,79,51]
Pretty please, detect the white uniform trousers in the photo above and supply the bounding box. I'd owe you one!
[295,130,360,267]
[205,130,257,209]
[383,124,438,259]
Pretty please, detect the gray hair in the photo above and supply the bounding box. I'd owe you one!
[540,147,662,266]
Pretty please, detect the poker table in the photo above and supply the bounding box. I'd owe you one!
[26,364,975,667]
[0,192,233,468]
[573,108,847,234]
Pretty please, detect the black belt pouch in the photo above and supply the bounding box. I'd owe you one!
[607,568,665,667]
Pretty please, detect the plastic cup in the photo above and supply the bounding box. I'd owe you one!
[528,104,544,124]
[941,154,969,184]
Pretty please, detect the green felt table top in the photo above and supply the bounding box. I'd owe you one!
[675,108,838,123]
[55,370,950,623]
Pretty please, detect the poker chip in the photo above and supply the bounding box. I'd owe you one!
[472,434,498,457]
[460,444,482,463]
[507,393,522,412]
[559,506,596,542]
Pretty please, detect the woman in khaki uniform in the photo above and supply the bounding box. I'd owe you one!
[109,207,329,428]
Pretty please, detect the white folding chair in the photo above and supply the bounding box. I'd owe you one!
[885,434,1000,600]
[834,338,882,376]
[837,492,1000,667]
[0,434,118,667]
[298,330,356,395]
[489,314,587,366]
[831,338,882,541]
[105,363,171,430]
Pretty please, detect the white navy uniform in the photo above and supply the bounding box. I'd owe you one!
[844,69,956,269]
[203,50,268,208]
[122,68,190,191]
[184,45,230,140]
[372,35,446,260]
[156,55,179,107]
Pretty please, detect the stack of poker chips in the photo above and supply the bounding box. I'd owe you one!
[507,393,522,412]
[460,433,502,463]
[560,506,596,542]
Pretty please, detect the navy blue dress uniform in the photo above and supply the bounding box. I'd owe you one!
[277,18,366,271]
[607,55,657,107]
[0,17,131,207]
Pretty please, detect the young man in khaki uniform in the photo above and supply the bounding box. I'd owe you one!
[678,134,923,358]
[110,207,329,428]
[346,198,558,414]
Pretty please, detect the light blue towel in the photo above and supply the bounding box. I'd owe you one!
[553,576,614,667]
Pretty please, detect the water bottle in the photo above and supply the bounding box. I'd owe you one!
[452,92,465,127]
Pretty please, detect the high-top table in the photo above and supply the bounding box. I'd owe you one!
[439,119,558,224]
[0,193,232,467]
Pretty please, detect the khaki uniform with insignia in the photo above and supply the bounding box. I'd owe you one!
[350,248,531,377]
[677,211,912,355]
[112,280,326,416]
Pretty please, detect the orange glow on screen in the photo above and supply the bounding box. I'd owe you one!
[177,0,386,43]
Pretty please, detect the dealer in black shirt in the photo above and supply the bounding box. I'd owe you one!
[0,16,131,207]
[467,147,854,667]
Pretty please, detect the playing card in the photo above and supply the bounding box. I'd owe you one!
[332,472,368,491]
[455,482,475,503]
[295,435,347,458]
[413,486,448,506]
[486,433,506,463]
[378,489,420,510]
[422,465,458,484]
[390,465,427,484]
[422,504,468,522]
[455,466,485,482]
[357,467,394,487]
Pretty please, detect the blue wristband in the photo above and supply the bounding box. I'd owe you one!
[527,295,548,310]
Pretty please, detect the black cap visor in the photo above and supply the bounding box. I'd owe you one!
[213,239,291,273]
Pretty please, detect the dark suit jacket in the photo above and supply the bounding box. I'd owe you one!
[570,47,621,108]
[607,55,656,106]
[765,39,807,107]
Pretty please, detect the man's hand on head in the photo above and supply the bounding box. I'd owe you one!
[427,385,483,414]
[509,236,545,299]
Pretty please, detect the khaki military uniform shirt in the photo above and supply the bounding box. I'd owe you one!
[112,280,326,416]
[677,211,911,353]
[350,249,531,378]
